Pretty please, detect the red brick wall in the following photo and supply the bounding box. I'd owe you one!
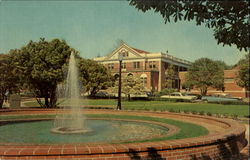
[179,69,247,98]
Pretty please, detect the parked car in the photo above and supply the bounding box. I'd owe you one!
[146,92,154,97]
[94,91,113,98]
[212,93,242,100]
[160,92,197,100]
[201,94,242,102]
[183,93,202,99]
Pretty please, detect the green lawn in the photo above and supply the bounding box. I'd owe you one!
[23,99,249,117]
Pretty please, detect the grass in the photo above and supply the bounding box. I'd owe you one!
[0,114,208,143]
[23,99,250,118]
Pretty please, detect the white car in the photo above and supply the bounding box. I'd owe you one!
[160,92,197,100]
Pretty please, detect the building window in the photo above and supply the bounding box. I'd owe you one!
[108,63,114,70]
[140,74,147,87]
[121,62,126,69]
[141,77,147,86]
[122,51,128,57]
[174,66,179,72]
[133,62,140,69]
[149,61,156,68]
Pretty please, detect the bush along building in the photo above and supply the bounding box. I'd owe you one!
[93,43,191,92]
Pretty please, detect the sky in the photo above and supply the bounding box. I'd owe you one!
[0,0,247,65]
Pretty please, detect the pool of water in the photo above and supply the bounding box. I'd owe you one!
[0,119,168,144]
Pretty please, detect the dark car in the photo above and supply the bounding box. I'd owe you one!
[146,92,154,97]
[94,91,114,98]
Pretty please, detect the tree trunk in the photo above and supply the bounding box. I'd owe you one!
[49,88,57,108]
[44,95,49,108]
[128,94,131,101]
[90,87,98,96]
[200,87,207,96]
[245,89,249,98]
[0,98,4,109]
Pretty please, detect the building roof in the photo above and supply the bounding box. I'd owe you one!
[93,43,192,66]
[131,47,150,54]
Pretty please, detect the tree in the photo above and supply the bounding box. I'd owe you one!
[185,58,224,95]
[10,38,73,108]
[0,54,19,108]
[111,75,146,100]
[165,64,176,88]
[78,58,113,96]
[129,0,249,51]
[214,60,233,70]
[236,53,249,97]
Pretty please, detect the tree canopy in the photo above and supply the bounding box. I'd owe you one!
[10,38,73,108]
[236,53,249,94]
[78,58,114,96]
[184,58,224,95]
[111,75,146,100]
[129,0,249,51]
[165,63,176,88]
[214,60,233,70]
[0,54,19,108]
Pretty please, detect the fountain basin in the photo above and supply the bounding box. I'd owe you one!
[0,109,247,160]
[0,118,175,144]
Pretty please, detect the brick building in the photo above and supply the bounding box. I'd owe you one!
[179,67,248,98]
[93,43,247,98]
[93,43,191,92]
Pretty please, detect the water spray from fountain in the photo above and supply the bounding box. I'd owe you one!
[52,52,90,134]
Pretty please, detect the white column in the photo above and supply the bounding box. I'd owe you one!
[158,60,162,91]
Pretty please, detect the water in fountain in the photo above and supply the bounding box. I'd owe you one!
[51,52,90,134]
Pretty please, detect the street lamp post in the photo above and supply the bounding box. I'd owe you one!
[117,53,123,110]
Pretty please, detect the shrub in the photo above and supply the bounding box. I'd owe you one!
[153,108,157,111]
[215,113,221,118]
[231,114,238,120]
[199,111,205,115]
[208,101,248,105]
[169,108,175,112]
[207,112,212,116]
[148,97,192,103]
[191,111,197,114]
[184,110,190,114]
[149,97,177,102]
[160,109,165,112]
[223,113,228,118]
[130,97,150,101]
[176,109,181,113]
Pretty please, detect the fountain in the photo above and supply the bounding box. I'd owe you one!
[0,52,246,159]
[51,52,90,134]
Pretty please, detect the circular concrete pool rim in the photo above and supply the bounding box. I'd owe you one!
[0,109,247,160]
